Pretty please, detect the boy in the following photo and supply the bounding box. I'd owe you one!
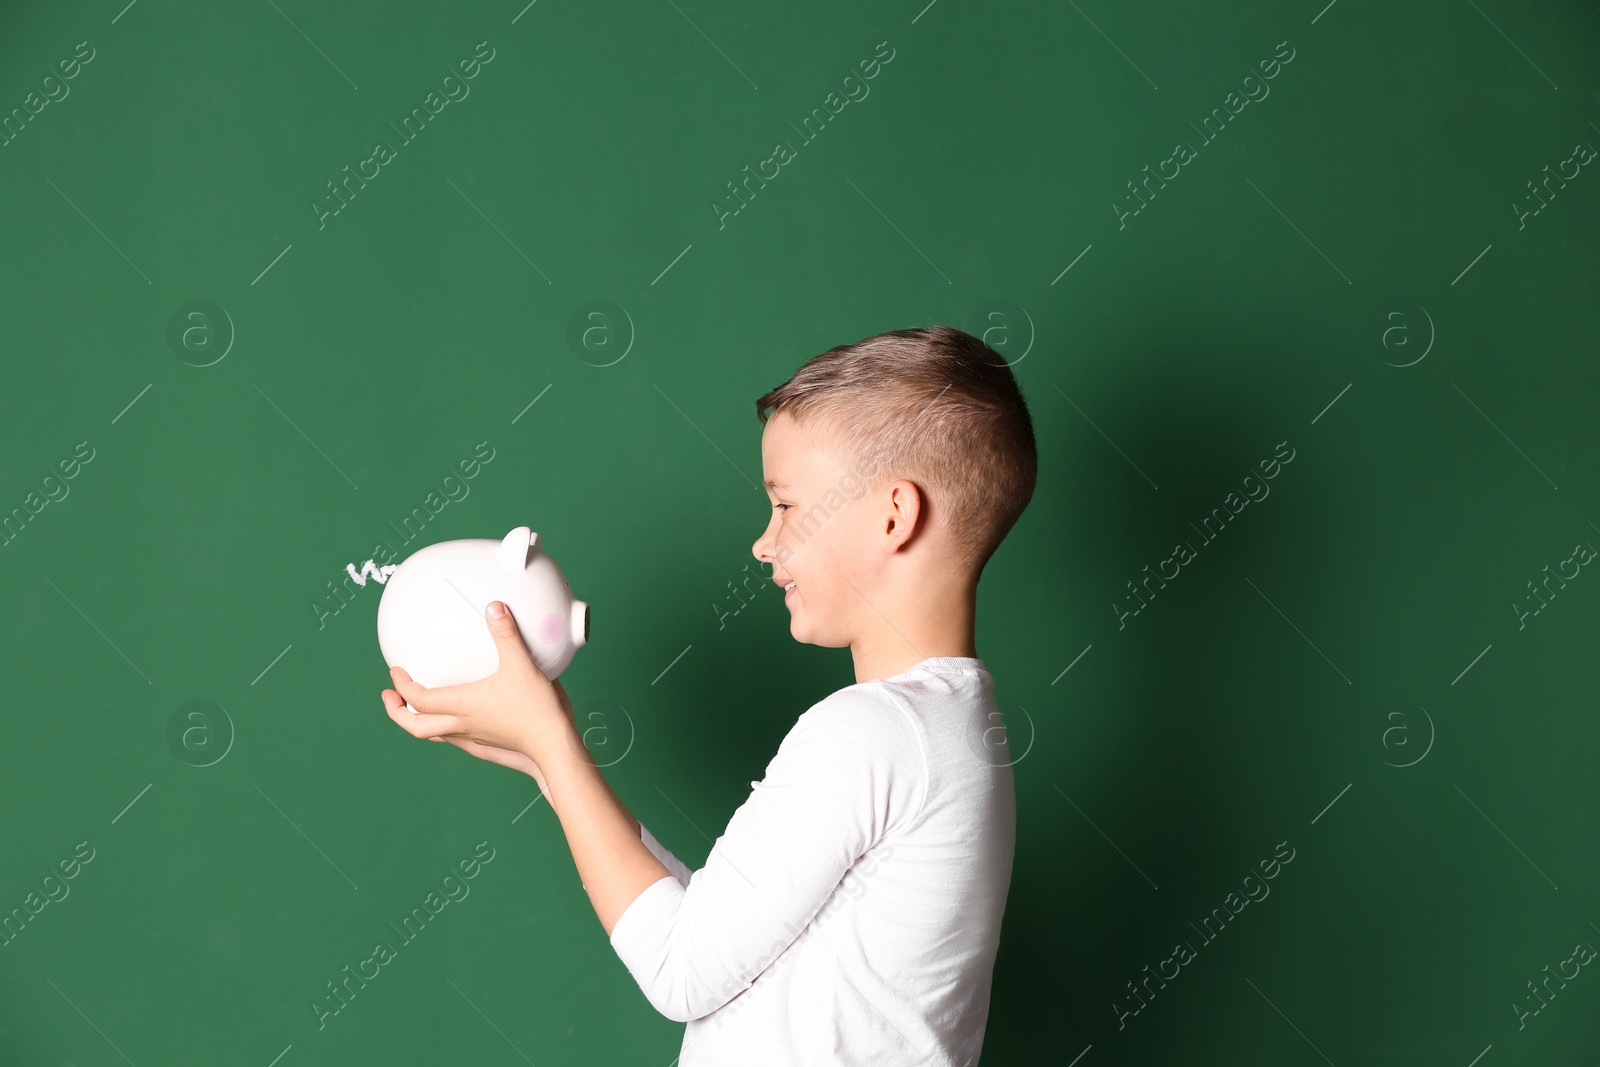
[382,325,1037,1064]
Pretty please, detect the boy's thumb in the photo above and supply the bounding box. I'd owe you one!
[486,602,523,645]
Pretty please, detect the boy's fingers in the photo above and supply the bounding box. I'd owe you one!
[388,666,477,716]
[381,688,426,719]
[383,698,461,739]
[389,666,444,714]
[381,689,417,717]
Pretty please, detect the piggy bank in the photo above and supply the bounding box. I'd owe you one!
[376,526,589,712]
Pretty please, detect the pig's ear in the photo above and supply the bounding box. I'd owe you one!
[497,526,539,573]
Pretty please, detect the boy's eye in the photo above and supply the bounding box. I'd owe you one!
[774,503,791,512]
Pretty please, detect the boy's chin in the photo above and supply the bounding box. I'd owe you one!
[786,616,851,649]
[786,610,814,641]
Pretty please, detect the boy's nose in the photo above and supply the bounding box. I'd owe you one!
[752,522,782,565]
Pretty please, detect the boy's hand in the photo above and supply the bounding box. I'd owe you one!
[381,601,573,765]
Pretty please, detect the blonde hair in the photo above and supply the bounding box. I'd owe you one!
[755,325,1038,577]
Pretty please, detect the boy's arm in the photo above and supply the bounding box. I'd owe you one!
[384,620,677,935]
[593,695,924,1024]
[529,720,674,937]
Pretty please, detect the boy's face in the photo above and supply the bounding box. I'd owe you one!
[751,412,875,647]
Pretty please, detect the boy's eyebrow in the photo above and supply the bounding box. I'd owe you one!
[764,479,796,491]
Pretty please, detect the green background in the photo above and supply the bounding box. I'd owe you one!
[2,0,1597,1062]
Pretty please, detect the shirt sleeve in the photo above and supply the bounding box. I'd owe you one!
[638,821,694,887]
[607,687,926,1023]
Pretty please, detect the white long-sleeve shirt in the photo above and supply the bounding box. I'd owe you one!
[611,656,1016,1065]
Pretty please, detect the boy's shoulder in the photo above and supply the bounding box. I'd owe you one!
[784,677,922,756]
[781,679,930,833]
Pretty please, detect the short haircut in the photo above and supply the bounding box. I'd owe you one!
[755,325,1038,577]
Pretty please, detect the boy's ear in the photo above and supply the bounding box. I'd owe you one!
[883,480,923,548]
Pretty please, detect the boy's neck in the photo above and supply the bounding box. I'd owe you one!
[849,580,979,684]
